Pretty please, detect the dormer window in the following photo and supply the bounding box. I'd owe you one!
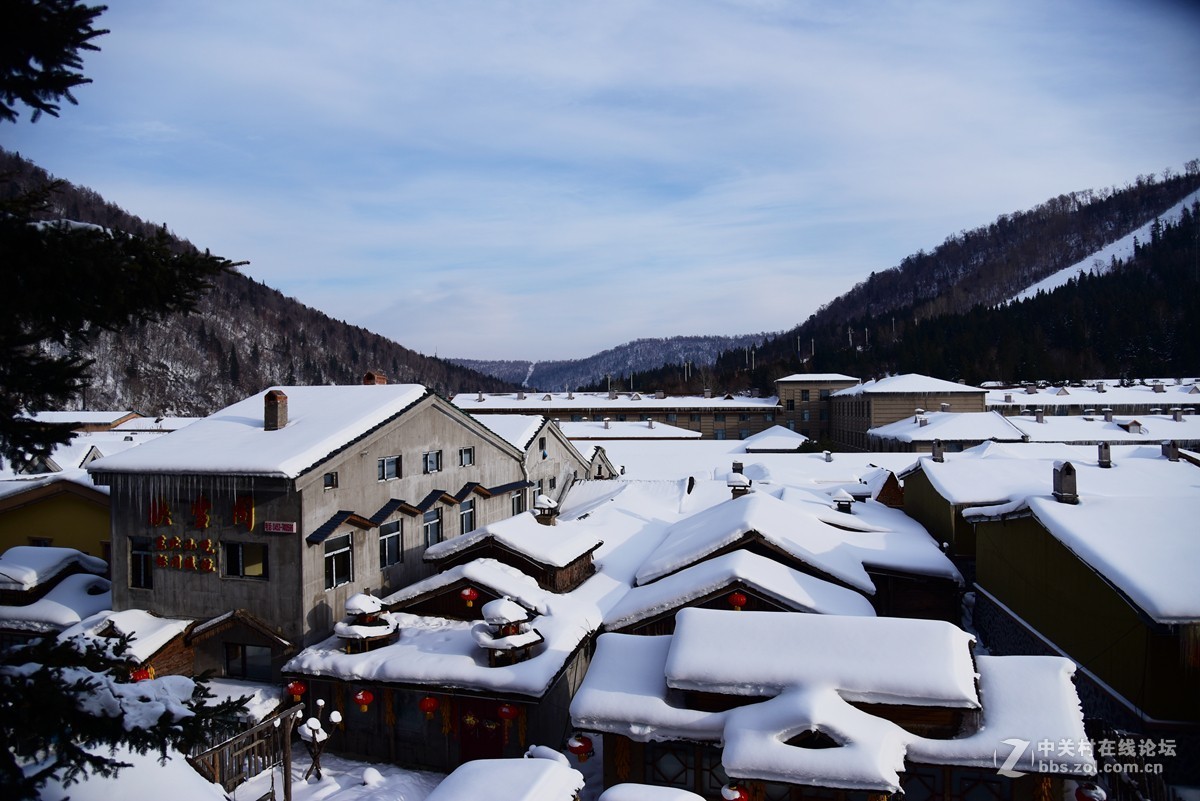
[378,455,401,481]
[423,450,442,474]
[323,471,338,490]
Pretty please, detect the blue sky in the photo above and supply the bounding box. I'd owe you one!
[5,0,1199,360]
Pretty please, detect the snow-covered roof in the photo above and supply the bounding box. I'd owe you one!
[1025,495,1200,623]
[0,572,111,634]
[88,384,430,478]
[572,610,1091,794]
[0,546,108,592]
[1006,411,1200,443]
[454,391,781,411]
[473,413,546,450]
[558,420,703,439]
[985,380,1200,409]
[869,411,1025,443]
[742,425,809,451]
[604,550,875,630]
[28,410,136,427]
[426,756,585,801]
[61,609,192,664]
[287,558,601,697]
[834,374,983,396]
[666,609,978,706]
[776,373,858,383]
[34,745,228,801]
[424,510,603,568]
[113,416,201,433]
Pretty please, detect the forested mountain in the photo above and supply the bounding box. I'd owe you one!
[452,333,766,391]
[615,167,1200,394]
[2,150,515,416]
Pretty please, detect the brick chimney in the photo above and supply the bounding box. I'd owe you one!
[264,390,288,431]
[1052,461,1078,504]
[363,371,387,385]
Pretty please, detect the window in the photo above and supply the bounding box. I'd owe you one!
[224,541,268,579]
[549,476,557,490]
[225,643,272,681]
[666,413,677,423]
[324,533,352,589]
[379,520,402,568]
[423,450,442,474]
[377,455,401,481]
[458,447,475,467]
[570,414,583,422]
[764,412,775,422]
[801,390,810,402]
[510,491,525,516]
[616,414,627,422]
[801,409,811,422]
[323,471,338,490]
[714,429,726,440]
[713,413,726,422]
[739,429,750,439]
[785,399,795,411]
[130,536,153,589]
[459,499,475,534]
[689,414,701,422]
[538,436,547,451]
[820,408,829,421]
[422,509,443,548]
[819,389,831,400]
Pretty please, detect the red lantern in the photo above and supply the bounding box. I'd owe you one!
[285,680,307,702]
[460,587,479,608]
[353,689,375,712]
[497,703,518,721]
[418,695,440,720]
[727,591,748,611]
[129,667,153,682]
[567,733,594,763]
[721,784,750,801]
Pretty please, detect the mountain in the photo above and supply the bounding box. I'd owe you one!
[451,333,767,391]
[2,150,516,416]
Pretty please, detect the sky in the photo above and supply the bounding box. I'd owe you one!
[5,0,1199,361]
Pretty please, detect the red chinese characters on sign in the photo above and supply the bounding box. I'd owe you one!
[191,495,212,529]
[232,496,255,531]
[148,498,172,527]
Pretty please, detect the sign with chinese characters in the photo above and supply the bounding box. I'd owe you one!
[232,496,255,531]
[263,521,298,534]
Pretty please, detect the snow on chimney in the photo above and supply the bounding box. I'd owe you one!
[823,450,832,463]
[932,439,944,463]
[603,418,610,429]
[728,472,752,499]
[940,402,951,413]
[609,389,618,400]
[1035,408,1045,424]
[1171,407,1183,422]
[362,371,387,385]
[1103,408,1113,423]
[264,389,288,431]
[1152,383,1166,393]
[476,390,484,402]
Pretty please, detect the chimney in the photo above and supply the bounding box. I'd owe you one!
[918,416,929,427]
[656,390,665,399]
[517,390,526,400]
[534,495,559,526]
[1052,461,1079,504]
[648,419,655,429]
[567,390,574,399]
[1153,383,1166,393]
[932,439,944,463]
[362,370,387,385]
[264,390,288,431]
[732,461,743,474]
[728,473,752,499]
[1096,381,1106,394]
[1162,440,1180,462]
[477,390,484,402]
[1097,442,1112,468]
[603,418,610,429]
[1103,408,1113,423]
[823,450,832,463]
[915,407,925,417]
[940,402,951,413]
[1026,386,1038,395]
[704,388,712,399]
[832,489,854,514]
[1004,393,1013,404]
[1035,408,1044,424]
[1171,407,1183,422]
[609,389,617,400]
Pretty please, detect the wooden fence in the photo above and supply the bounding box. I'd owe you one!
[188,703,303,799]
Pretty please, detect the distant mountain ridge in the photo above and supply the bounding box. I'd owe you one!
[451,333,768,391]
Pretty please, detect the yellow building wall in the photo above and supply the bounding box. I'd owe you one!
[0,491,111,560]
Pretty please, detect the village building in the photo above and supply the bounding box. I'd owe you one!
[471,414,592,505]
[453,390,783,441]
[0,473,112,558]
[953,447,1200,787]
[86,379,558,683]
[571,608,1093,800]
[830,374,987,451]
[773,373,859,441]
[985,379,1200,419]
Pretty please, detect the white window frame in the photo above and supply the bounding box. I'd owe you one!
[422,450,442,474]
[379,520,402,568]
[377,455,401,481]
